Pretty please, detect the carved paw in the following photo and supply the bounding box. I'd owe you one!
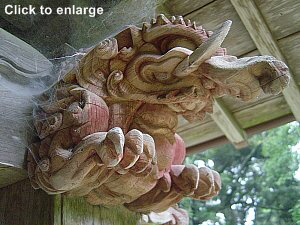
[115,129,157,176]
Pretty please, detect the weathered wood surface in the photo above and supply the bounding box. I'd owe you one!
[178,119,223,148]
[61,197,140,225]
[174,0,300,147]
[166,0,300,57]
[185,0,256,56]
[0,28,53,187]
[236,96,291,129]
[69,0,156,50]
[279,32,300,86]
[211,98,247,148]
[178,95,291,147]
[0,179,140,225]
[255,0,300,39]
[0,166,27,189]
[230,0,300,121]
[0,179,54,225]
[0,89,32,168]
[162,0,214,16]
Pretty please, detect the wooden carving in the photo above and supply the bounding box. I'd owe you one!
[141,205,189,225]
[28,14,290,214]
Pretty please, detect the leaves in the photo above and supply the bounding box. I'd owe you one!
[180,122,300,225]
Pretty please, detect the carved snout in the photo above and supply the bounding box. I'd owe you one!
[174,20,232,77]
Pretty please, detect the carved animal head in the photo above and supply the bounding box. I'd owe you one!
[64,14,290,121]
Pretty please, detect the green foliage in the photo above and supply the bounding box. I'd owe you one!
[291,200,300,225]
[180,122,300,225]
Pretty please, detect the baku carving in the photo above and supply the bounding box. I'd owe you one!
[28,14,289,215]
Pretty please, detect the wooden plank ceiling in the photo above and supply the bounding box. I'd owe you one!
[162,0,300,152]
[1,0,299,153]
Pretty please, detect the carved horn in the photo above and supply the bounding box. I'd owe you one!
[174,20,232,77]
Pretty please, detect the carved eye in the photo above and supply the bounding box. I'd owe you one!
[78,101,85,109]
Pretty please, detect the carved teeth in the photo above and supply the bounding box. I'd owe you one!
[186,19,192,26]
[207,31,213,37]
[171,16,176,23]
[172,16,186,25]
[177,16,186,25]
[142,22,150,32]
[156,14,170,25]
[192,21,197,29]
[151,18,156,25]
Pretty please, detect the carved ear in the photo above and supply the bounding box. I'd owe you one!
[115,25,144,50]
[202,55,290,101]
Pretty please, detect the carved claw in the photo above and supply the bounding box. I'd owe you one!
[170,164,199,196]
[191,167,221,200]
[99,127,125,167]
[115,129,156,176]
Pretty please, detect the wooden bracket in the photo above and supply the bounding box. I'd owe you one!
[211,98,248,149]
[230,0,300,121]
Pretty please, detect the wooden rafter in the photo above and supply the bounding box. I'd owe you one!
[211,98,248,149]
[230,0,300,121]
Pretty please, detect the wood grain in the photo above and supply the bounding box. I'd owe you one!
[235,96,291,129]
[185,0,256,56]
[0,179,54,225]
[0,166,27,189]
[162,0,214,16]
[255,0,300,39]
[179,95,291,147]
[211,98,247,148]
[178,120,223,148]
[0,28,52,188]
[230,0,300,121]
[279,32,300,86]
[61,196,140,225]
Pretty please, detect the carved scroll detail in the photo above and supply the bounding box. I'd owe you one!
[28,14,290,215]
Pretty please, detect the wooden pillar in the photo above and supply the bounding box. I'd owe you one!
[0,29,140,225]
[0,179,140,225]
[0,179,54,225]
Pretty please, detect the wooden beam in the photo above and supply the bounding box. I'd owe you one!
[0,179,140,225]
[187,113,295,154]
[0,29,53,187]
[230,0,300,121]
[211,98,248,149]
[161,0,214,16]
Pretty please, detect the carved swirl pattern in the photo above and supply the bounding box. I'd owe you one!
[28,14,289,214]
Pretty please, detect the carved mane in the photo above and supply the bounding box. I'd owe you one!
[28,15,290,216]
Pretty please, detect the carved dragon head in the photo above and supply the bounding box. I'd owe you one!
[64,14,290,121]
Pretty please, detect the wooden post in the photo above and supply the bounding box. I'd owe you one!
[0,29,140,225]
[0,28,53,188]
[0,179,140,225]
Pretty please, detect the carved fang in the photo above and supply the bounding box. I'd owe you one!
[174,20,232,77]
[142,22,150,32]
[177,16,186,25]
[172,16,186,25]
[186,19,192,26]
[151,18,156,25]
[156,14,170,25]
[171,16,176,23]
[192,21,197,29]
